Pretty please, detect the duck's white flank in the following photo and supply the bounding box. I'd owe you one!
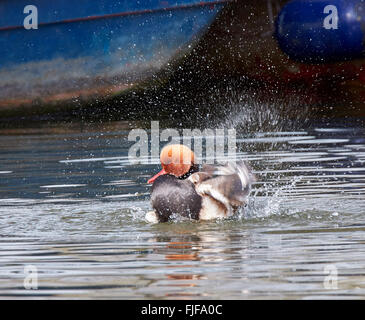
[145,211,159,224]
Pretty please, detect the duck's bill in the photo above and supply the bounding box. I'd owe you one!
[147,168,167,184]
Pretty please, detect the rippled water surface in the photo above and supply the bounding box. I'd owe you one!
[1,120,365,299]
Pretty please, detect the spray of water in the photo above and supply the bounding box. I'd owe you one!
[201,87,311,221]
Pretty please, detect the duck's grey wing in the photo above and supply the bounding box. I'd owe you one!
[190,161,256,207]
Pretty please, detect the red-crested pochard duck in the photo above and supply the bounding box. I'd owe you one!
[146,144,255,223]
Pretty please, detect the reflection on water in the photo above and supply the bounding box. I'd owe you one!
[1,121,365,299]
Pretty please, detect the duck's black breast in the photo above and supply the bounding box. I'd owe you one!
[151,174,202,222]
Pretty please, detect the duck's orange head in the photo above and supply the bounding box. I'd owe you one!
[147,144,196,184]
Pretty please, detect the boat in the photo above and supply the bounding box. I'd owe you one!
[195,0,365,109]
[0,0,229,110]
[1,0,364,115]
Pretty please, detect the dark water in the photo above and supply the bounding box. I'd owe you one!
[1,119,365,299]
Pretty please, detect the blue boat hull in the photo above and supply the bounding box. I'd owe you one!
[0,0,227,108]
[196,0,365,106]
[275,0,365,63]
